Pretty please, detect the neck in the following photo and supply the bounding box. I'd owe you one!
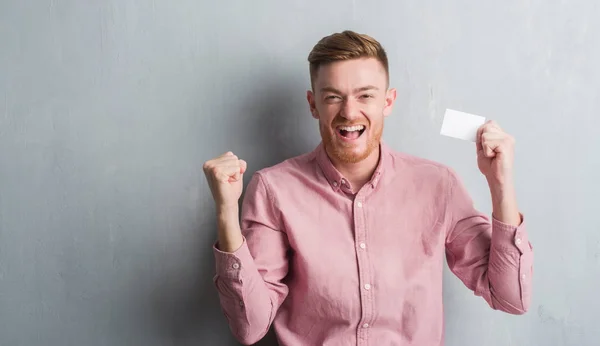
[330,144,381,193]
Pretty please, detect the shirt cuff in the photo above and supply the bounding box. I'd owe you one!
[213,237,256,281]
[491,213,530,254]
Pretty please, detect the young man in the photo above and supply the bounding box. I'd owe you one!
[203,31,533,346]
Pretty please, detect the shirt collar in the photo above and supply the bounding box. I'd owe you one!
[315,140,388,192]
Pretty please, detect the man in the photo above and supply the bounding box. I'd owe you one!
[203,31,533,346]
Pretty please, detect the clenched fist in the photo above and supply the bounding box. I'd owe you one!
[203,152,248,210]
[476,120,515,186]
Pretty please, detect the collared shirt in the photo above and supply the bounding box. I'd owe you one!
[213,142,533,346]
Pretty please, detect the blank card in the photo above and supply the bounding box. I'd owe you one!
[440,109,486,142]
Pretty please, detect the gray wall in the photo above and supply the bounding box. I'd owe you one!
[1,1,599,345]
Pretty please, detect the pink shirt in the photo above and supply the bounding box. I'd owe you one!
[213,142,533,346]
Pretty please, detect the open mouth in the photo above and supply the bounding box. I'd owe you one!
[337,125,366,140]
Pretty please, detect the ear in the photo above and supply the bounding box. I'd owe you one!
[383,88,397,117]
[307,90,319,119]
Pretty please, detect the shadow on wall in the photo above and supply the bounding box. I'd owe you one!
[146,68,303,346]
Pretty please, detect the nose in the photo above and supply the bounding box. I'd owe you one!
[340,97,362,121]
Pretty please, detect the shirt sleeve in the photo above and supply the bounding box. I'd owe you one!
[444,168,533,314]
[212,172,290,345]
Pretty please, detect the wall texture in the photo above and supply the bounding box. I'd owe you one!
[1,1,599,345]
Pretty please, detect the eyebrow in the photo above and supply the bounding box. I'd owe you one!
[320,85,380,94]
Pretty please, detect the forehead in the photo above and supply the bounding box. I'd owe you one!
[314,58,387,91]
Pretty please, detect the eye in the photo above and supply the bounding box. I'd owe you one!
[325,95,342,103]
[360,94,374,99]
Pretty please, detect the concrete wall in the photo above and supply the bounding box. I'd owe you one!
[1,1,599,345]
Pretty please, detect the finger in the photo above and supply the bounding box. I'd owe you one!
[487,120,502,131]
[213,151,234,159]
[218,160,247,175]
[477,120,500,138]
[219,152,238,160]
[484,120,504,135]
[482,132,505,142]
[476,126,484,152]
[482,131,510,143]
[482,134,497,157]
[481,139,496,157]
[484,144,495,157]
[481,123,501,136]
[229,170,241,183]
[482,138,504,157]
[216,170,234,183]
[239,159,247,174]
[214,165,244,182]
[210,154,240,166]
[226,161,245,182]
[485,137,513,154]
[213,152,236,161]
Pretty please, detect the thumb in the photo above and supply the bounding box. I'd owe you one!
[228,170,241,183]
[485,145,495,157]
[239,159,248,174]
[476,128,483,153]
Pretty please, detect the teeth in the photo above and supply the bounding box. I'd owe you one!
[339,125,365,132]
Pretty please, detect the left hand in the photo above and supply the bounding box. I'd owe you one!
[476,120,515,186]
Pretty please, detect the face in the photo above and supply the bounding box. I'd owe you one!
[307,58,396,164]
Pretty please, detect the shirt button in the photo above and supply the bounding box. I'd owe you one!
[521,274,526,280]
[364,284,371,290]
[232,263,240,269]
[515,238,522,245]
[332,181,338,187]
[362,323,369,328]
[357,201,363,208]
[359,243,366,249]
[239,301,244,306]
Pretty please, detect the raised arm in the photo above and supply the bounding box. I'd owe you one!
[203,153,289,344]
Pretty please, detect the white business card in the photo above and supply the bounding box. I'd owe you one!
[440,109,486,142]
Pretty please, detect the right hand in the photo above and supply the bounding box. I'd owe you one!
[203,152,248,210]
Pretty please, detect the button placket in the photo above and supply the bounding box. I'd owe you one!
[354,190,372,344]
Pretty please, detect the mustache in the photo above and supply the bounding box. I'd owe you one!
[331,118,368,127]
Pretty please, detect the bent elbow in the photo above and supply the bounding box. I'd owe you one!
[233,328,269,346]
[513,298,531,315]
[508,305,528,315]
[512,291,532,315]
[494,297,530,315]
[226,313,272,345]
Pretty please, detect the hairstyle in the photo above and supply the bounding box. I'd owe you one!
[307,30,389,88]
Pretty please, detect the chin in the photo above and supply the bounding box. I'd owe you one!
[328,139,374,164]
[337,152,369,164]
[320,123,382,164]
